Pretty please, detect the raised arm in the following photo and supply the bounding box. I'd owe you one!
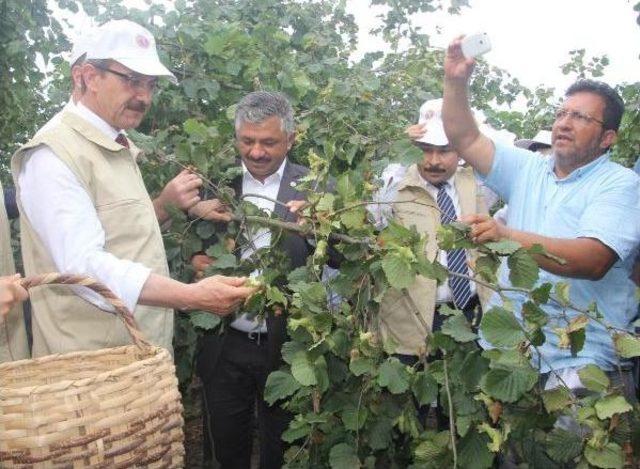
[442,36,495,176]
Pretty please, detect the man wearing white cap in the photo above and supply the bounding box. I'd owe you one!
[11,19,255,356]
[39,26,201,225]
[372,98,492,426]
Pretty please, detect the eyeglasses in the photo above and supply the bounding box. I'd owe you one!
[554,107,604,126]
[93,65,158,92]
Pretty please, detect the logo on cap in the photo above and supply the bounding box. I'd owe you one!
[423,110,435,120]
[135,34,150,49]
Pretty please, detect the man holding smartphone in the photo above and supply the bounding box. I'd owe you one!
[441,36,640,401]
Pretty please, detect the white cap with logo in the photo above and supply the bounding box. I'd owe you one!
[415,98,515,147]
[69,27,97,66]
[416,98,449,146]
[86,19,176,82]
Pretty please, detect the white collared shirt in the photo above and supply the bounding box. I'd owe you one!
[230,159,288,333]
[18,102,151,313]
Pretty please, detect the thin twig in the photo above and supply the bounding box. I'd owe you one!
[234,214,373,245]
[355,378,370,452]
[241,192,291,210]
[331,198,440,218]
[289,435,312,463]
[446,270,530,295]
[442,353,458,468]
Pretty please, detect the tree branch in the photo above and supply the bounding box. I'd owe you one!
[442,353,458,468]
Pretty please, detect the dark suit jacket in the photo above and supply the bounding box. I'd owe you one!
[197,160,316,379]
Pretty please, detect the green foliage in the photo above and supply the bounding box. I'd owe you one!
[480,307,526,348]
[264,370,301,406]
[584,441,624,469]
[480,366,538,403]
[561,49,610,79]
[546,428,584,463]
[613,332,640,358]
[0,0,69,179]
[328,443,360,469]
[377,357,411,394]
[594,395,633,420]
[579,364,610,393]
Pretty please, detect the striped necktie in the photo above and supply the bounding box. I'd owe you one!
[436,183,473,310]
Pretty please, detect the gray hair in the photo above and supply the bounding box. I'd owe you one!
[78,59,113,93]
[235,91,295,135]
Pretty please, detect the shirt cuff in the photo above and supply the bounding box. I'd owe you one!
[118,263,152,314]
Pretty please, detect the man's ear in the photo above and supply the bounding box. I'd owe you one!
[600,129,617,150]
[71,66,84,92]
[81,63,101,93]
[287,131,296,151]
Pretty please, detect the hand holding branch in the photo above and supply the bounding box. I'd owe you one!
[189,198,233,222]
[461,213,509,243]
[154,169,203,223]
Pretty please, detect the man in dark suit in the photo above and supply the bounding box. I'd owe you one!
[194,91,318,469]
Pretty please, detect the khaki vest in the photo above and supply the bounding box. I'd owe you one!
[377,164,491,356]
[12,112,173,356]
[0,181,30,362]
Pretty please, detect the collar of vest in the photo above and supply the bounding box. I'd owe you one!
[60,111,140,158]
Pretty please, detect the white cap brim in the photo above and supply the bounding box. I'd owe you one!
[115,57,177,83]
[416,119,449,146]
[533,130,552,146]
[415,98,450,146]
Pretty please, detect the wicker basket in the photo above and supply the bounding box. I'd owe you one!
[0,274,184,468]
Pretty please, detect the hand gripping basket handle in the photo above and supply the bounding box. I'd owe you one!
[20,273,151,348]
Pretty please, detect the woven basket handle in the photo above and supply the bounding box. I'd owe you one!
[20,273,151,349]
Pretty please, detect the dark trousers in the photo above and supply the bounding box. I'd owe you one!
[200,328,291,469]
[396,296,481,430]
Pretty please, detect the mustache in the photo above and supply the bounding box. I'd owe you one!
[246,156,270,164]
[422,165,446,173]
[126,101,148,112]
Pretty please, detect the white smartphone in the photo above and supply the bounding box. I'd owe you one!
[461,33,491,59]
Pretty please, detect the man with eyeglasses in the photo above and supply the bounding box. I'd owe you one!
[441,36,640,402]
[11,19,256,357]
[39,28,204,227]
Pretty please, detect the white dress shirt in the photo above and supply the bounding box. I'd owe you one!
[369,164,478,303]
[230,159,288,333]
[18,102,151,313]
